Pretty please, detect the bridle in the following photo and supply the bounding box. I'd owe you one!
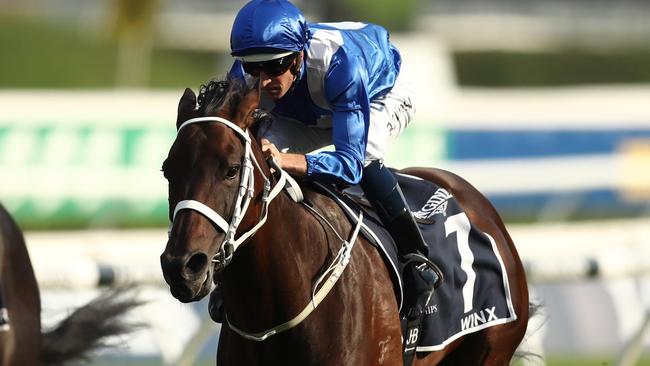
[169,115,362,342]
[170,116,302,268]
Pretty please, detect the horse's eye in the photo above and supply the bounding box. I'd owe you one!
[225,165,241,179]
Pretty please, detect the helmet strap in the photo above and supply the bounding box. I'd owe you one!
[290,52,303,78]
[286,52,303,94]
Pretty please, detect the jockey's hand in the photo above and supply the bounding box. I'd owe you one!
[261,139,281,170]
[260,138,308,177]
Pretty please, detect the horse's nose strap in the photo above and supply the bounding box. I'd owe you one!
[173,200,230,234]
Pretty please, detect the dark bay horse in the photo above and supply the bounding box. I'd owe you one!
[0,203,142,366]
[160,79,529,365]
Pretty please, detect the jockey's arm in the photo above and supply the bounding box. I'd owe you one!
[261,139,308,176]
[260,110,367,183]
[260,109,366,183]
[302,53,370,185]
[303,108,366,185]
[233,56,370,186]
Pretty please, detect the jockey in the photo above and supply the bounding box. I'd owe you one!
[229,0,439,288]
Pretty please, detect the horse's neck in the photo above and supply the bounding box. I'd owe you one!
[221,184,335,331]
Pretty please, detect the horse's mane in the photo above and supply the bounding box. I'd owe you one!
[197,77,247,119]
[196,76,270,134]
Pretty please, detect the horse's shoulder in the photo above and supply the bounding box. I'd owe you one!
[297,183,360,225]
[301,184,342,211]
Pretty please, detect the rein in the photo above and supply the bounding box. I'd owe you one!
[170,116,362,341]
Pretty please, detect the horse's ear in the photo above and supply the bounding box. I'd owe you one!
[177,88,197,129]
[235,80,261,130]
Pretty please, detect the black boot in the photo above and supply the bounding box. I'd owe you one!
[361,161,442,290]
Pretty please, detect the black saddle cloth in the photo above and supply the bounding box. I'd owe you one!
[312,171,517,352]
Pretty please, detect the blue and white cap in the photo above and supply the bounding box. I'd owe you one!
[230,0,308,62]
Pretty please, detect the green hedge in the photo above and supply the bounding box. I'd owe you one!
[454,49,650,87]
[0,16,218,89]
[320,0,422,31]
[4,16,650,88]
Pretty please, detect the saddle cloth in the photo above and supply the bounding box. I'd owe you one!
[313,172,517,352]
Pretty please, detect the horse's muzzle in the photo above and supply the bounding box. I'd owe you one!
[160,251,213,302]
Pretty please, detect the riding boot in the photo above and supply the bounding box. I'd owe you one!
[360,160,442,290]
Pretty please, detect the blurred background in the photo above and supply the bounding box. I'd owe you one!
[1,0,650,365]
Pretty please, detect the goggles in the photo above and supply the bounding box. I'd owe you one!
[241,53,298,77]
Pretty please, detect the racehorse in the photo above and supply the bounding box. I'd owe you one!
[0,203,142,366]
[160,78,529,365]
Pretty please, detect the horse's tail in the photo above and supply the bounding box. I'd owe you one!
[512,301,546,364]
[40,287,145,366]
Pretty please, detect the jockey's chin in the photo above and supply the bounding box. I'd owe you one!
[263,87,285,100]
[261,69,295,101]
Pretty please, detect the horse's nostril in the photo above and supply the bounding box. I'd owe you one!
[185,252,208,277]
